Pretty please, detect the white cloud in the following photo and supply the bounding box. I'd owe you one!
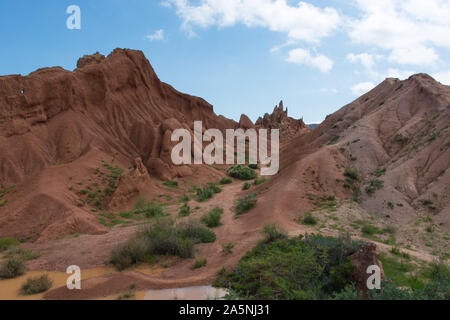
[351,82,375,96]
[320,88,338,94]
[348,0,450,66]
[163,0,341,42]
[146,29,165,41]
[287,48,333,73]
[347,53,377,69]
[432,71,450,85]
[386,68,417,80]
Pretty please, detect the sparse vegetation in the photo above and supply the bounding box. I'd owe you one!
[366,179,384,195]
[222,242,234,255]
[235,193,257,215]
[192,257,207,269]
[163,181,178,188]
[262,224,287,243]
[201,207,223,228]
[178,204,191,217]
[20,275,53,295]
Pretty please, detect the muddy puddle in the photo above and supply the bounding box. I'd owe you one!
[143,286,228,300]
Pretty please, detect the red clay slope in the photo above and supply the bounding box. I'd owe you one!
[0,49,236,242]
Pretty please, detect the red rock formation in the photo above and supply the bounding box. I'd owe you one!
[256,100,309,141]
[0,49,236,241]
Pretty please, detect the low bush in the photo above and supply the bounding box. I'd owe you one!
[110,219,216,270]
[0,256,26,279]
[192,257,207,269]
[302,213,318,226]
[366,179,384,195]
[201,207,223,228]
[20,274,53,295]
[196,183,221,202]
[248,164,258,170]
[227,165,257,181]
[253,178,267,186]
[242,182,252,191]
[178,204,191,217]
[235,193,257,215]
[262,224,287,243]
[220,177,232,185]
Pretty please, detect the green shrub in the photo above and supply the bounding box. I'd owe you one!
[215,234,364,300]
[374,168,387,177]
[248,164,258,170]
[0,237,20,252]
[222,242,234,255]
[253,178,267,186]
[163,181,178,188]
[178,204,191,217]
[110,236,152,271]
[110,218,217,270]
[235,193,257,215]
[366,179,384,195]
[220,177,232,185]
[196,183,221,202]
[201,207,223,228]
[0,256,26,279]
[227,165,257,180]
[262,224,287,243]
[176,220,216,244]
[302,213,318,226]
[20,275,53,295]
[192,257,207,269]
[242,182,252,191]
[344,169,359,182]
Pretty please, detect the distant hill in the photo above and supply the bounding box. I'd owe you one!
[306,123,320,130]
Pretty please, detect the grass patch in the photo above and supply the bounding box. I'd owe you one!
[163,181,178,188]
[362,224,381,235]
[0,237,20,252]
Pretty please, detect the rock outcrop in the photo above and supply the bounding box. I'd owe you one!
[256,100,309,140]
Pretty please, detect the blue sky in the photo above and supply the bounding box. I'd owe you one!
[1,1,450,123]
